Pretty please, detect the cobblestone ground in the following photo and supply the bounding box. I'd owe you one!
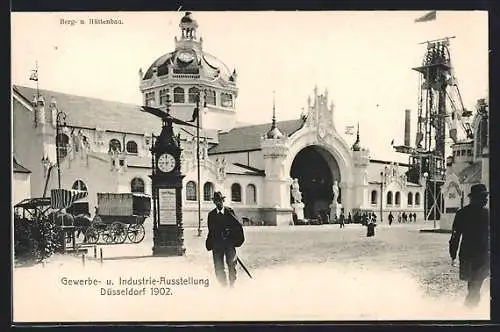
[12,221,490,322]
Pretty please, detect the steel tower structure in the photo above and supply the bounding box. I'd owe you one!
[394,36,474,223]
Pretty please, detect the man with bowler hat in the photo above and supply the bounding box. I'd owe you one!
[206,191,245,287]
[449,184,490,307]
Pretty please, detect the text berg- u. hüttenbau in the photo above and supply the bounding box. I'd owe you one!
[88,18,123,25]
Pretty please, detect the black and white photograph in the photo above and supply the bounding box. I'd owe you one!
[11,10,490,322]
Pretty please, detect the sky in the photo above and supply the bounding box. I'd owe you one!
[11,11,488,162]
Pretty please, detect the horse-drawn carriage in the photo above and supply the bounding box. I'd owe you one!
[15,190,151,250]
[76,192,151,245]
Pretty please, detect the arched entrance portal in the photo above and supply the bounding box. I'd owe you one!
[290,145,341,220]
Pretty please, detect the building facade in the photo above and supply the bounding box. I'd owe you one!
[11,12,425,227]
[440,98,489,230]
[12,158,31,206]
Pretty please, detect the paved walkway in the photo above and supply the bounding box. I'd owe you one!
[13,222,488,322]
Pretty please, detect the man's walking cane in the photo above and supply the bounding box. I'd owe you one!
[237,257,253,279]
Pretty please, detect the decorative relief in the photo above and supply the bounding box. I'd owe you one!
[95,128,105,146]
[215,157,227,181]
[383,162,407,189]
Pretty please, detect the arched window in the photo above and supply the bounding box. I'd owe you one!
[231,183,241,202]
[407,192,413,206]
[205,90,216,105]
[188,87,200,103]
[130,178,145,193]
[370,190,378,205]
[415,192,421,206]
[174,87,185,103]
[126,140,138,154]
[56,133,70,159]
[246,184,257,204]
[109,139,121,153]
[395,192,401,206]
[221,93,233,108]
[72,180,87,191]
[203,182,214,201]
[186,181,197,201]
[387,191,393,205]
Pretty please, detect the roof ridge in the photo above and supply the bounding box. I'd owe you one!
[13,84,140,108]
[233,162,264,173]
[229,118,303,130]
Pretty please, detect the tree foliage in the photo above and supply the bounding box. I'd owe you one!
[14,212,63,264]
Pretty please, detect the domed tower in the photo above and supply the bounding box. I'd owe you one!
[260,92,292,225]
[139,12,239,131]
[351,123,370,208]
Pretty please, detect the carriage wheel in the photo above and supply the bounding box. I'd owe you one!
[127,224,145,243]
[111,222,127,244]
[85,227,99,244]
[101,227,115,244]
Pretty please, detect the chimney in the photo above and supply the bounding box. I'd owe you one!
[404,109,411,146]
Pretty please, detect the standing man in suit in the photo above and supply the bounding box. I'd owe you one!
[449,184,490,307]
[206,191,245,287]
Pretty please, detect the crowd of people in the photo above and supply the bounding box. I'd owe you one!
[323,210,420,227]
[387,211,417,225]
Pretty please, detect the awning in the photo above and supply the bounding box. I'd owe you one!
[14,197,51,209]
[50,189,88,210]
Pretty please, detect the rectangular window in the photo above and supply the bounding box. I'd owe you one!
[159,89,169,105]
[205,90,216,105]
[221,93,233,108]
[145,92,155,106]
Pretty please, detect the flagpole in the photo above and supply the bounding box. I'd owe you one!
[35,61,39,99]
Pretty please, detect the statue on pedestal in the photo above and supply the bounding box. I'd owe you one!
[332,180,339,204]
[330,180,340,221]
[290,178,304,221]
[291,178,302,204]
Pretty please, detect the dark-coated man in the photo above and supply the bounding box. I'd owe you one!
[205,191,245,287]
[449,184,490,307]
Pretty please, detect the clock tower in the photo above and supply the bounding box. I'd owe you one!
[150,98,186,256]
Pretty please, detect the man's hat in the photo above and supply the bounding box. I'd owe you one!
[213,191,225,200]
[468,184,489,197]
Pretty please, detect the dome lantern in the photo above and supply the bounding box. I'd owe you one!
[352,122,361,151]
[179,12,198,40]
[266,91,284,139]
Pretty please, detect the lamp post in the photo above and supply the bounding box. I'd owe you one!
[196,95,201,237]
[193,89,208,237]
[380,171,384,223]
[423,172,429,221]
[56,111,67,189]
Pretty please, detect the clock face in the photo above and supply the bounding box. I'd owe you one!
[177,51,194,63]
[157,153,176,173]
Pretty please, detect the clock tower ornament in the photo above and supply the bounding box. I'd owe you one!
[142,97,192,256]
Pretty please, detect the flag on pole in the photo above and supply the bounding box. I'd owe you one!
[414,11,437,23]
[345,125,355,135]
[29,69,38,81]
